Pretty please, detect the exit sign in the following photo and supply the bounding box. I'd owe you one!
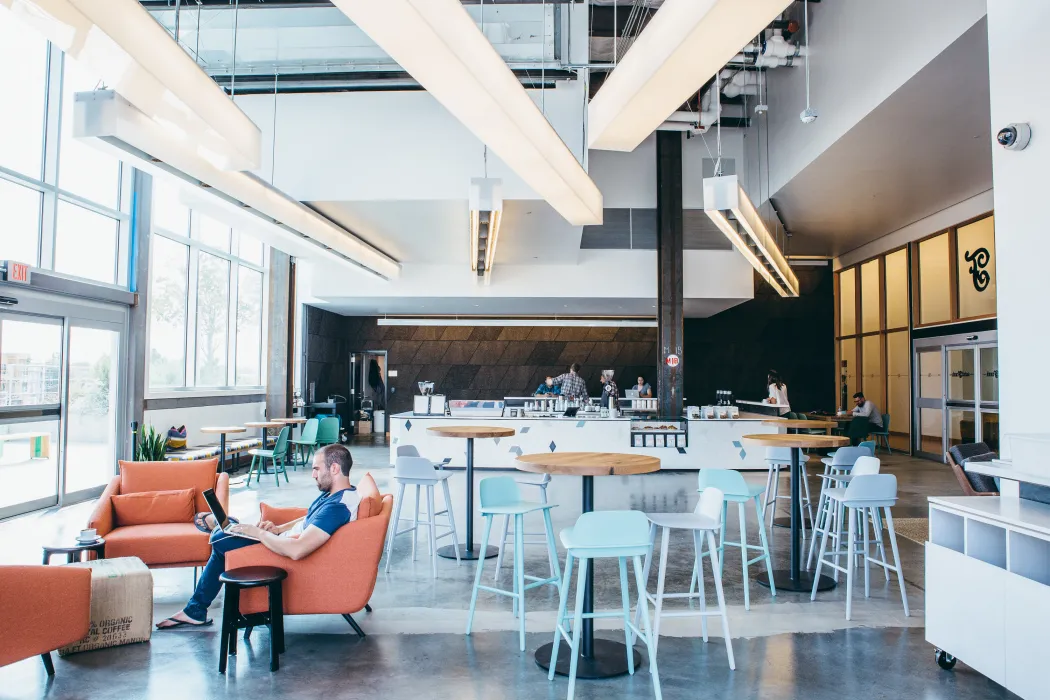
[3,261,30,284]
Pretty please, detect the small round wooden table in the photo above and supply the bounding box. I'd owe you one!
[42,539,106,565]
[426,425,516,561]
[245,421,285,474]
[201,426,247,473]
[763,419,837,435]
[742,433,848,593]
[516,452,660,680]
[219,566,288,673]
[273,418,308,464]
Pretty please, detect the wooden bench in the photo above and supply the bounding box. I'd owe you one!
[165,436,276,468]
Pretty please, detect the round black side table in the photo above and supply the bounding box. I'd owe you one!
[42,539,106,565]
[219,566,288,673]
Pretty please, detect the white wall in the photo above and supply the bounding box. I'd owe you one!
[235,82,588,203]
[144,403,266,449]
[833,189,994,269]
[987,0,1050,455]
[765,0,987,195]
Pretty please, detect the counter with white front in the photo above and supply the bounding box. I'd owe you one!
[389,412,782,470]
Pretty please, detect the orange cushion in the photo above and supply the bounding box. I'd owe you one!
[104,523,211,566]
[119,459,218,512]
[356,473,382,520]
[112,488,195,526]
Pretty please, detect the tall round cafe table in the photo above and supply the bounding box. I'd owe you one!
[273,417,308,464]
[742,433,848,592]
[762,419,839,529]
[426,425,516,561]
[200,426,247,473]
[516,452,660,679]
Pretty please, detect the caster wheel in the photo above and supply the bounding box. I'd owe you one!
[935,650,957,670]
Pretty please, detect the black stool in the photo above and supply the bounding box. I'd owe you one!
[219,566,287,673]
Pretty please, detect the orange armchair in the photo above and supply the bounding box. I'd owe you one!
[0,566,91,675]
[226,472,392,634]
[87,459,229,569]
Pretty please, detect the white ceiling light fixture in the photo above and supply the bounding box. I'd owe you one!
[0,0,261,170]
[588,0,791,152]
[469,177,502,285]
[799,0,818,124]
[76,90,399,280]
[377,318,657,328]
[328,0,603,226]
[703,174,799,297]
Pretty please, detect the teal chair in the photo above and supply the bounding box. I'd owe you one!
[870,414,891,454]
[548,511,662,700]
[828,440,875,461]
[289,418,320,468]
[694,469,775,610]
[247,425,291,487]
[466,477,559,651]
[316,416,340,446]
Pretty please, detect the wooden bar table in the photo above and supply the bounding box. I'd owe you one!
[244,421,284,473]
[426,425,516,561]
[516,452,660,679]
[742,433,848,592]
[200,427,247,473]
[763,418,838,435]
[273,417,308,465]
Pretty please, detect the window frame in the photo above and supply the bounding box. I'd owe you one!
[0,43,131,286]
[145,209,268,398]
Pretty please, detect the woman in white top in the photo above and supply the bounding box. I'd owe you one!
[767,370,790,416]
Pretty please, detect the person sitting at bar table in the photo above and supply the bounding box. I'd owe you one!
[549,363,588,400]
[848,391,883,445]
[535,377,561,395]
[634,376,652,397]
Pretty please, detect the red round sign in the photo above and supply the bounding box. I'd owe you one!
[665,354,680,368]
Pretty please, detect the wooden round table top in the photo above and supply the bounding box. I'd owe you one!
[808,413,854,422]
[516,452,660,476]
[742,433,849,449]
[201,426,247,434]
[764,419,837,429]
[272,417,307,424]
[426,425,516,439]
[244,421,283,429]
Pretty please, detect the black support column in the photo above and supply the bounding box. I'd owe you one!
[656,131,684,418]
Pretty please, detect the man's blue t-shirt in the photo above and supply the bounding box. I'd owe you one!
[294,487,360,536]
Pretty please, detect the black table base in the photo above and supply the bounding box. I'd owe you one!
[437,544,498,561]
[756,570,836,592]
[534,639,642,679]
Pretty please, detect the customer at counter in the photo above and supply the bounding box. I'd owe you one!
[633,376,652,397]
[600,369,619,408]
[535,378,560,395]
[766,370,790,416]
[549,363,588,400]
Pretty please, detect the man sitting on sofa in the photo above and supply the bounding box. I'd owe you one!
[157,443,360,629]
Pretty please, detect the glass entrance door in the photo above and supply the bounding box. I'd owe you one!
[0,312,63,516]
[0,288,128,519]
[914,348,944,459]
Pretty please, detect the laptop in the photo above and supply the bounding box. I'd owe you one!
[563,406,580,418]
[626,389,640,398]
[203,488,260,541]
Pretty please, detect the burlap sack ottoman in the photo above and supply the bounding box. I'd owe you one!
[59,556,153,655]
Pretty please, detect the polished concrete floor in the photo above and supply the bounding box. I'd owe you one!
[0,444,1018,699]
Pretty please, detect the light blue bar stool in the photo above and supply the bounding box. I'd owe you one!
[549,510,661,700]
[466,476,560,651]
[691,469,775,610]
[808,445,875,571]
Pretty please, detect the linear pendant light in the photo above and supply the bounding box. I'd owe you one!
[1,0,261,171]
[76,90,400,280]
[703,175,798,297]
[377,318,656,328]
[329,0,603,226]
[469,178,502,284]
[588,0,791,152]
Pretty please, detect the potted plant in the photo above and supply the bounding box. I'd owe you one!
[135,424,168,461]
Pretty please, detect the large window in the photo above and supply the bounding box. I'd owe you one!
[147,180,267,391]
[0,10,129,284]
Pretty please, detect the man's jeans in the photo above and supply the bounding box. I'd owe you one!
[183,529,257,621]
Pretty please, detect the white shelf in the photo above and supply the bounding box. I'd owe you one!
[1010,531,1050,587]
[967,518,1007,569]
[930,507,964,553]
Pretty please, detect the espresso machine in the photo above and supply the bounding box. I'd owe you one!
[413,381,447,415]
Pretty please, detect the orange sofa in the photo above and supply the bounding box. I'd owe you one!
[87,459,229,569]
[226,472,392,634]
[0,566,91,675]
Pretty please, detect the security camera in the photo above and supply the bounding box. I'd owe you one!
[997,123,1032,150]
[800,107,818,124]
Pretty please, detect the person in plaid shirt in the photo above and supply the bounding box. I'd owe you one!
[550,363,589,400]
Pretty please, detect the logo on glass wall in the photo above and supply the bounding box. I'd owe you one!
[964,247,991,292]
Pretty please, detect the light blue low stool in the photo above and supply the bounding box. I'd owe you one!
[548,510,662,700]
[691,469,776,610]
[466,476,560,652]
